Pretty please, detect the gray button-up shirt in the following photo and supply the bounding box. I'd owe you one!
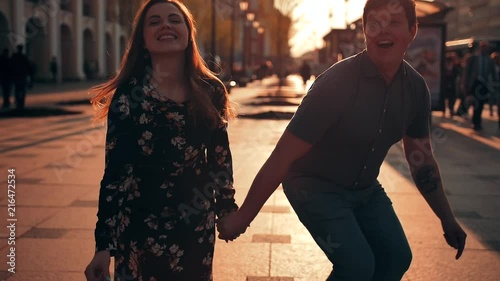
[286,50,431,188]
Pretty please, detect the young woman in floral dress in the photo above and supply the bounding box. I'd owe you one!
[84,1,238,280]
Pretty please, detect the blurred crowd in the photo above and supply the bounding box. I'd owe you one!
[443,40,500,130]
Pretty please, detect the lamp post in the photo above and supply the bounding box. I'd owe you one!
[345,0,349,29]
[251,20,260,67]
[239,1,248,74]
[229,0,237,77]
[244,12,255,73]
[257,26,264,66]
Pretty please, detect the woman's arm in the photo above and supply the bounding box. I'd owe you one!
[94,92,135,255]
[207,122,239,218]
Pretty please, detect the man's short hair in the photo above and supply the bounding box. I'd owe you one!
[363,0,417,30]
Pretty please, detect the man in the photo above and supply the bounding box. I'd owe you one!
[0,48,11,109]
[490,52,500,128]
[218,0,467,280]
[10,45,30,110]
[299,60,312,91]
[461,41,497,131]
[50,56,58,83]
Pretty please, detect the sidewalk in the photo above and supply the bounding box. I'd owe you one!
[27,80,105,96]
[0,75,498,281]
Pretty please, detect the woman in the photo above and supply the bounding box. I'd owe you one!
[84,1,238,280]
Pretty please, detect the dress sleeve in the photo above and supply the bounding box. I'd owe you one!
[207,124,238,218]
[94,90,135,255]
[207,121,239,218]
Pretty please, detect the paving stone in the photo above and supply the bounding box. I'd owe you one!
[5,271,84,281]
[214,243,270,277]
[37,207,97,229]
[22,228,68,239]
[0,238,94,272]
[270,243,331,279]
[260,205,290,213]
[252,234,291,244]
[69,199,97,208]
[247,277,294,281]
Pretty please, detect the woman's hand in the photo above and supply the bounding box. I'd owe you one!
[216,211,250,241]
[84,250,111,281]
[441,218,467,260]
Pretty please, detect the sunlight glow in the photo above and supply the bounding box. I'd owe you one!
[291,0,367,57]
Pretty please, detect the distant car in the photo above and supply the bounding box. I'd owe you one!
[232,69,253,87]
[218,74,236,94]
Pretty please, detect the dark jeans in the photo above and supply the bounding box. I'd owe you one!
[1,81,11,108]
[283,177,412,281]
[467,79,491,129]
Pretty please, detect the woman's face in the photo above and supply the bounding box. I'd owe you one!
[143,3,189,57]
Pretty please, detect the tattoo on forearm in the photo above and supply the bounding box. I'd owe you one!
[415,165,440,194]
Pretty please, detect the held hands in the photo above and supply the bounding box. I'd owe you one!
[441,217,467,260]
[216,211,250,241]
[84,250,111,281]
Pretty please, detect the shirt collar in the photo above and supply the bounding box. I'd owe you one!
[361,49,407,79]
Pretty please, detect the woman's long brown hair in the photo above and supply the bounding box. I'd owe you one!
[90,0,236,129]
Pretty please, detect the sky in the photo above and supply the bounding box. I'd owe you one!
[290,0,367,57]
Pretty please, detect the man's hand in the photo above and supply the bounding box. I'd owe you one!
[441,218,467,260]
[216,211,249,241]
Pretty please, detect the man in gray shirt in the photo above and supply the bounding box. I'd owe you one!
[218,0,467,280]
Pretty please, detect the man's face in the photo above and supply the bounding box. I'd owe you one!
[364,4,416,68]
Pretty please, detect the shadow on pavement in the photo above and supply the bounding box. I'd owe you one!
[384,124,500,252]
[0,107,82,118]
[255,94,304,99]
[56,99,91,106]
[238,111,295,120]
[246,100,301,107]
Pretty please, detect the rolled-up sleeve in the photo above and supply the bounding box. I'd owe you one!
[286,72,349,144]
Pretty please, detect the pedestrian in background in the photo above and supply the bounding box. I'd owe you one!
[218,1,466,280]
[461,41,497,131]
[84,1,238,280]
[442,52,460,117]
[491,51,500,128]
[50,56,58,83]
[299,60,311,91]
[456,53,472,117]
[0,48,11,109]
[10,45,30,110]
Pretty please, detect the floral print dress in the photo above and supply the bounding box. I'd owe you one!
[94,77,238,281]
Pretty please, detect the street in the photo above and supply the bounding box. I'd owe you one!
[0,75,499,281]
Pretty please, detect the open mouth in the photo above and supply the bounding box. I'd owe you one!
[158,34,177,41]
[377,40,394,48]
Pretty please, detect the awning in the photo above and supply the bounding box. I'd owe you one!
[415,0,453,20]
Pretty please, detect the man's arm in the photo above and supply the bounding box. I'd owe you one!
[402,135,453,218]
[402,135,467,259]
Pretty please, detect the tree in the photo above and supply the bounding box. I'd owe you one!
[183,0,232,69]
[272,0,300,88]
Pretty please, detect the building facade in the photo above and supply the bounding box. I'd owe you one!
[0,0,141,82]
[445,0,500,41]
